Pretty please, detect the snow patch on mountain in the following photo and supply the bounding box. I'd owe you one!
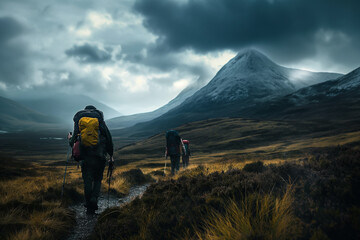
[329,67,360,91]
[283,67,360,107]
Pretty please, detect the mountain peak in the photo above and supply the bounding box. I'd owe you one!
[235,48,265,57]
[231,48,276,69]
[213,48,277,80]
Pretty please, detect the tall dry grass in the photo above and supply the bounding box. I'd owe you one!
[194,185,301,240]
[0,162,81,240]
[0,157,138,240]
[108,169,131,196]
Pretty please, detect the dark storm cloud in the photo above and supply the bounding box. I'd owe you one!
[123,45,212,87]
[0,16,24,42]
[65,43,112,63]
[0,17,31,85]
[134,0,360,64]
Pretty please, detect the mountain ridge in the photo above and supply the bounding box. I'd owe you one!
[0,96,61,131]
[107,83,201,129]
[113,48,343,137]
[16,94,121,125]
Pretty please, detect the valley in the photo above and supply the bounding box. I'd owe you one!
[1,48,359,240]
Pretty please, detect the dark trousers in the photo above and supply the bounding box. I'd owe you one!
[81,156,106,209]
[170,155,180,175]
[182,155,189,168]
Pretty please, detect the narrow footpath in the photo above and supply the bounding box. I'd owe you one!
[66,184,149,240]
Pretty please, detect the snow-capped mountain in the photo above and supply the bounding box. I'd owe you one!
[115,49,343,137]
[184,49,341,105]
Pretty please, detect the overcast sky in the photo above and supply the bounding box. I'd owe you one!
[0,0,359,115]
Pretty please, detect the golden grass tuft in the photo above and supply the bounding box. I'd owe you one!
[194,185,301,240]
[109,170,131,195]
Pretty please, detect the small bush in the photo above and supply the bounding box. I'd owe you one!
[119,169,154,185]
[243,161,265,173]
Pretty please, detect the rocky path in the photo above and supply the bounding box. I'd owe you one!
[66,184,149,240]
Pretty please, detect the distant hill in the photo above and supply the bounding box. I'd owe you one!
[107,84,200,129]
[17,94,121,124]
[114,49,342,138]
[247,66,360,120]
[0,96,61,131]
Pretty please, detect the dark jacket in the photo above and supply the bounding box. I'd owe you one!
[166,130,182,156]
[69,108,113,158]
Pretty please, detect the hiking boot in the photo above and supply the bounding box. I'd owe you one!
[86,208,96,215]
[84,202,98,210]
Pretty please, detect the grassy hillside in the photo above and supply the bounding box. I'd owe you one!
[115,117,360,173]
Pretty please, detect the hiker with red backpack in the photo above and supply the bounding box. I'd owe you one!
[67,105,114,214]
[165,130,186,175]
[182,140,190,169]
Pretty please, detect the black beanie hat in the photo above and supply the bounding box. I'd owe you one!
[85,105,96,110]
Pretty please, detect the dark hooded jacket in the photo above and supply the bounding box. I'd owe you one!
[69,105,113,158]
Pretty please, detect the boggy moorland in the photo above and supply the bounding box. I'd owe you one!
[0,117,360,239]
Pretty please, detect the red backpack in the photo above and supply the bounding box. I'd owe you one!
[72,140,81,161]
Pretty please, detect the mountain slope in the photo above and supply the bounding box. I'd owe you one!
[17,94,121,124]
[114,49,342,137]
[247,67,360,120]
[107,84,200,129]
[0,96,60,131]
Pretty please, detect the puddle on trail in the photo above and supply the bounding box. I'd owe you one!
[66,184,149,240]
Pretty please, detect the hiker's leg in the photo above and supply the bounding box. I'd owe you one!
[81,161,93,208]
[175,155,180,174]
[170,156,176,175]
[91,159,106,208]
[182,155,185,168]
[185,156,189,168]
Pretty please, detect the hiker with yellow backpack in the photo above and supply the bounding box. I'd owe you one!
[68,105,114,214]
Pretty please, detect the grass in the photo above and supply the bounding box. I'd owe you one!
[92,145,360,240]
[1,117,360,239]
[0,154,137,240]
[115,117,360,176]
[0,155,84,240]
[195,186,300,240]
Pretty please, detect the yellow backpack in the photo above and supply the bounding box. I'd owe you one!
[79,117,100,147]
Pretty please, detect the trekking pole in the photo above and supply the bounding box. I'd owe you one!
[107,160,114,207]
[164,149,168,175]
[61,144,72,201]
[180,138,187,156]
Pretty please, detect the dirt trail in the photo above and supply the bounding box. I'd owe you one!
[66,184,149,240]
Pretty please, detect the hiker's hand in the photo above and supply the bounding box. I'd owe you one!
[67,132,72,140]
[108,156,115,168]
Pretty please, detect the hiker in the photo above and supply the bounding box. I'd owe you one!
[165,130,186,175]
[67,105,114,214]
[182,140,191,169]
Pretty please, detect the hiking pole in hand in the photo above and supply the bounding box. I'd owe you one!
[61,138,72,201]
[180,138,187,156]
[107,157,114,206]
[164,148,168,175]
